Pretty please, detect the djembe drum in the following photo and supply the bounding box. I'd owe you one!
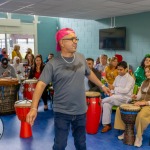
[86,91,102,134]
[14,100,32,138]
[120,104,141,145]
[23,79,38,100]
[0,78,18,115]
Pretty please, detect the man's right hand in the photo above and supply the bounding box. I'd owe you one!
[26,109,37,126]
[102,86,111,96]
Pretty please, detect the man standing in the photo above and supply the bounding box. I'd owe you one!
[85,58,101,92]
[101,61,135,133]
[26,28,110,150]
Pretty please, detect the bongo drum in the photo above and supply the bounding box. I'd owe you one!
[120,104,141,145]
[0,78,18,115]
[14,100,32,138]
[86,91,102,134]
[23,79,38,100]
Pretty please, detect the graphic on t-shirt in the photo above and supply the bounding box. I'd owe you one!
[64,62,83,72]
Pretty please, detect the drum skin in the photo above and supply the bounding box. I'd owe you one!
[23,79,37,100]
[86,91,102,134]
[0,78,18,115]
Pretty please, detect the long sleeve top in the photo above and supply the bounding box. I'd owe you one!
[135,81,150,105]
[113,73,135,99]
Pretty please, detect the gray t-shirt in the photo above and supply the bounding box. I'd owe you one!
[0,64,17,78]
[39,52,91,115]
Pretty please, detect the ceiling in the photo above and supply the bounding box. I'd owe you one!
[1,0,150,20]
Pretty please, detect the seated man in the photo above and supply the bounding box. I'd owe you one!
[101,61,135,133]
[85,58,101,92]
[114,65,150,147]
[0,58,16,78]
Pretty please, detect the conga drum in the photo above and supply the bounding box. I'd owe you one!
[86,91,102,134]
[120,104,141,145]
[14,100,32,138]
[23,79,38,100]
[0,78,18,115]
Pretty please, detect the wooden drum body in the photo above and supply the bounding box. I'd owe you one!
[86,91,102,134]
[23,79,38,100]
[14,100,32,138]
[120,104,141,145]
[0,78,18,115]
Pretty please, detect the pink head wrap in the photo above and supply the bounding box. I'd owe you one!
[56,28,75,51]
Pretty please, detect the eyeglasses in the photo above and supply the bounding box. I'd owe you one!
[62,37,79,43]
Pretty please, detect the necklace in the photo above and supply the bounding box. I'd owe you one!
[61,53,75,64]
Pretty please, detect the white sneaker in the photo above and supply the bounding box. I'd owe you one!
[134,136,143,147]
[118,133,124,140]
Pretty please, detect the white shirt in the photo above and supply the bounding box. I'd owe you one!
[113,73,135,99]
[11,63,25,79]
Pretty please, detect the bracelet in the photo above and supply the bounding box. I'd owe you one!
[31,107,38,111]
[101,84,105,88]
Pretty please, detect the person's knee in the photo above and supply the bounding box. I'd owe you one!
[137,112,144,120]
[103,103,111,108]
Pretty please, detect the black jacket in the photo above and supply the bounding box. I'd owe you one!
[88,68,101,92]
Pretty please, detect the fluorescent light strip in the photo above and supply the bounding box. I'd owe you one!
[0,0,12,7]
[12,4,35,12]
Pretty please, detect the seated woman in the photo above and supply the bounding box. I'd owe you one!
[114,65,150,147]
[103,56,118,85]
[24,53,34,78]
[134,54,150,86]
[29,54,48,111]
[11,56,25,81]
[25,48,33,59]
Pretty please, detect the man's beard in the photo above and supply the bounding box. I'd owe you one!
[2,65,8,69]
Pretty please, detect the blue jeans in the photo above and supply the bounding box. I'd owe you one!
[53,112,86,150]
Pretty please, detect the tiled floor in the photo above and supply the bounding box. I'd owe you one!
[0,100,150,150]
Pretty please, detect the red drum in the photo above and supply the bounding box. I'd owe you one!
[86,91,102,134]
[23,79,38,100]
[14,100,32,138]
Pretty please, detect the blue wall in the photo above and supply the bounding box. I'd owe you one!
[37,16,59,59]
[59,12,150,71]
